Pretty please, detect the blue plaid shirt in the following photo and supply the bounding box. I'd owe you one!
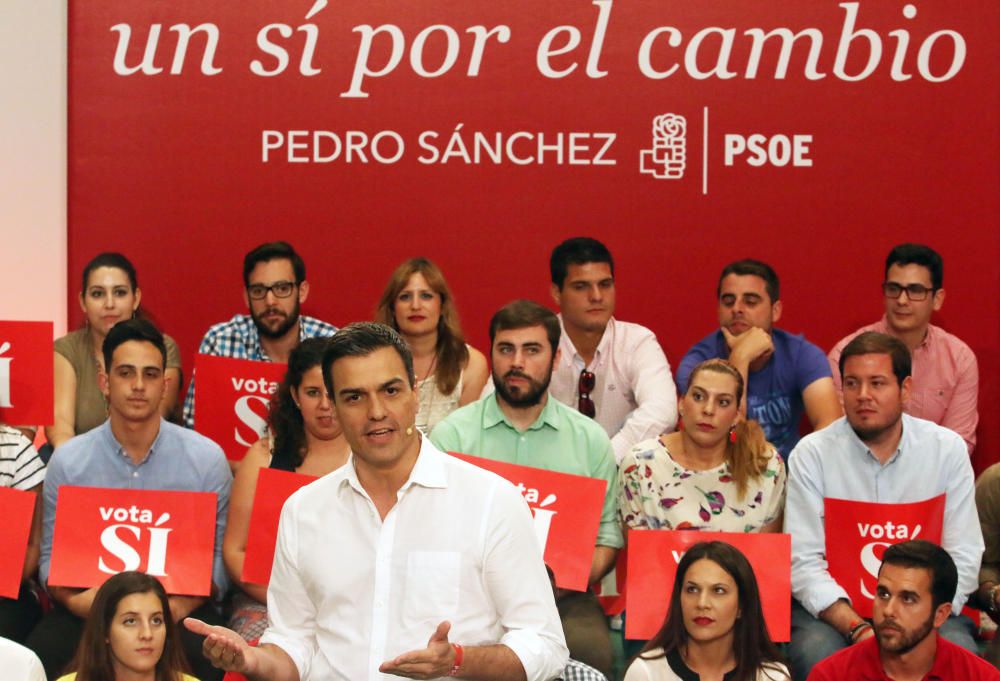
[182,314,337,428]
[559,659,607,681]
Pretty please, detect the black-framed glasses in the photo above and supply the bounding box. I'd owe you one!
[247,280,296,300]
[882,281,934,301]
[578,369,596,418]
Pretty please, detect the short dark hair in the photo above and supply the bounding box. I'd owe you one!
[550,237,614,288]
[885,244,943,290]
[82,252,138,292]
[243,241,306,287]
[639,542,784,681]
[880,540,957,611]
[839,331,911,386]
[717,259,780,302]
[489,300,561,353]
[102,318,167,370]
[321,322,415,397]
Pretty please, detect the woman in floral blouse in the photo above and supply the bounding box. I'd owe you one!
[619,358,786,533]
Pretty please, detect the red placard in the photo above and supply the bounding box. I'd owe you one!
[625,530,791,642]
[0,487,36,599]
[449,452,607,591]
[824,495,945,618]
[194,355,287,461]
[49,487,218,596]
[0,321,54,426]
[242,468,317,586]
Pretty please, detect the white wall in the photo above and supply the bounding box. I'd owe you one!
[0,0,67,335]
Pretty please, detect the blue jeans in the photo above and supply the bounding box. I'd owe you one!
[787,599,977,681]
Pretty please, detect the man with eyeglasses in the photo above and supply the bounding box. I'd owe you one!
[547,237,677,465]
[827,244,978,453]
[182,241,338,428]
[430,300,621,679]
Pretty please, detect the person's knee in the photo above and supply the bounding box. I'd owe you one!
[789,618,845,681]
[938,614,978,655]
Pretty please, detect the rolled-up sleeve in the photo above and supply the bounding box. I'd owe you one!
[785,439,848,617]
[485,482,568,681]
[259,494,318,680]
[941,435,983,611]
[611,332,677,465]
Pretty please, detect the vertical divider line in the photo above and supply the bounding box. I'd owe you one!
[703,107,709,195]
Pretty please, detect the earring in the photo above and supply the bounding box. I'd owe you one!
[729,426,737,444]
[405,426,414,436]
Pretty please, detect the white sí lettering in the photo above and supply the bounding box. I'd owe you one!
[0,341,12,408]
[234,395,269,447]
[98,525,143,574]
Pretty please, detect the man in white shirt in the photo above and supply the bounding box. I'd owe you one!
[186,322,568,681]
[547,237,677,464]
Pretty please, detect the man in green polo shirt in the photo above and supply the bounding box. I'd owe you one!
[430,299,621,678]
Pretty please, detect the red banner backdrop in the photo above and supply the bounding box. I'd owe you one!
[242,468,317,586]
[625,530,791,641]
[0,321,54,427]
[49,487,218,596]
[450,452,606,591]
[67,3,999,472]
[0,487,36,599]
[824,495,945,618]
[194,355,286,461]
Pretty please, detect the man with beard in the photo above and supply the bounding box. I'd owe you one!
[808,541,999,680]
[182,241,337,428]
[784,332,982,681]
[431,300,621,678]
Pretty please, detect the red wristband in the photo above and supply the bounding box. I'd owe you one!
[448,643,464,677]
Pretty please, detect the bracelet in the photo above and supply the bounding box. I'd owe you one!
[447,643,464,677]
[847,620,872,644]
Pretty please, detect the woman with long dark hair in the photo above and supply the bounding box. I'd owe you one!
[374,257,488,433]
[222,337,349,640]
[47,253,182,448]
[619,359,785,532]
[624,541,788,681]
[58,571,194,681]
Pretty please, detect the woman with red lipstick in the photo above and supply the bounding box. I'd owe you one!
[624,541,789,681]
[58,571,196,681]
[223,337,350,641]
[375,257,488,433]
[619,359,786,532]
[47,253,182,448]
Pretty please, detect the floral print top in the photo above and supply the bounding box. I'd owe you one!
[618,437,787,532]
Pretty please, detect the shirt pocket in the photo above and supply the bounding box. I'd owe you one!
[402,551,461,625]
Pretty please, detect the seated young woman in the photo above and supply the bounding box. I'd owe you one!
[624,541,789,681]
[57,571,196,681]
[47,253,182,448]
[374,257,488,433]
[222,337,350,641]
[619,359,786,532]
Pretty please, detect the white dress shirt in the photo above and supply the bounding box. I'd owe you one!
[259,437,568,681]
[550,316,677,464]
[0,637,46,681]
[785,414,983,617]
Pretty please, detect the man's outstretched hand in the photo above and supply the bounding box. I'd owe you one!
[380,621,457,679]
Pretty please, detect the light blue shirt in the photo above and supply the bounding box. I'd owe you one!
[40,419,232,594]
[784,414,982,616]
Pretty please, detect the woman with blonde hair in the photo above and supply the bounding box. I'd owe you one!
[619,359,786,532]
[375,257,488,433]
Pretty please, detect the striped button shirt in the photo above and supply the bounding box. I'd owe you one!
[182,314,337,428]
[0,426,45,490]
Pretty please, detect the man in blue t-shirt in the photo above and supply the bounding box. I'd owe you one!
[677,259,841,458]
